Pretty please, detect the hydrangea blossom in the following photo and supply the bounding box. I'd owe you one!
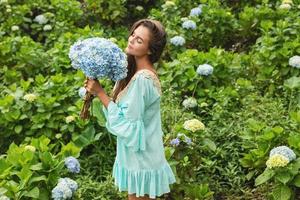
[64,156,80,173]
[23,93,37,102]
[279,3,291,9]
[52,182,73,200]
[196,64,213,76]
[58,178,78,193]
[78,87,87,99]
[182,97,197,108]
[182,20,197,30]
[266,154,289,168]
[69,37,128,81]
[11,25,19,31]
[0,195,10,200]
[190,6,202,17]
[170,138,180,146]
[183,119,205,132]
[34,14,48,24]
[289,55,300,69]
[270,146,296,162]
[52,177,78,200]
[65,116,75,124]
[43,24,52,31]
[170,36,186,46]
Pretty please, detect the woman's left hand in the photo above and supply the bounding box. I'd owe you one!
[84,79,103,95]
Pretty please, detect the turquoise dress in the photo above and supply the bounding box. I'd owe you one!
[102,69,176,198]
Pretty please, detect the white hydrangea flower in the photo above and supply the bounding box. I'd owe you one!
[183,119,205,132]
[66,116,75,123]
[170,36,185,46]
[33,14,48,24]
[279,3,292,9]
[24,145,36,152]
[6,8,11,12]
[135,6,143,11]
[11,25,19,31]
[289,55,300,69]
[196,64,214,76]
[182,20,197,30]
[182,97,197,108]
[190,6,202,17]
[43,24,52,31]
[23,93,37,102]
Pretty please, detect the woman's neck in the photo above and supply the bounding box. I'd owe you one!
[135,55,153,71]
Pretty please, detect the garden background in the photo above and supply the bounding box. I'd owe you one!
[1,0,300,199]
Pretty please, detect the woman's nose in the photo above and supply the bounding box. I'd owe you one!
[129,36,135,44]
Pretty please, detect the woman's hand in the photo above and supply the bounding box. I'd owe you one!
[84,79,103,95]
[84,79,111,108]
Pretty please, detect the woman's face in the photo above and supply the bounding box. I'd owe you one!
[125,25,151,57]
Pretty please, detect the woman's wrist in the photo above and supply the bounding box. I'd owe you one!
[96,88,111,108]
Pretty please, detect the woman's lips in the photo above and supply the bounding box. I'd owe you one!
[128,44,133,49]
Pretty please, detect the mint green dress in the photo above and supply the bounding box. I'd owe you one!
[102,69,176,198]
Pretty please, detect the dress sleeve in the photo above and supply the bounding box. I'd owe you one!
[102,74,159,152]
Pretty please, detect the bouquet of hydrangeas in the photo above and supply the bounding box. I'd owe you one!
[69,37,128,119]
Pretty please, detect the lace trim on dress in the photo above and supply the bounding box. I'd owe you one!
[115,69,162,103]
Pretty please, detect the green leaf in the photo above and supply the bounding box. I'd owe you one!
[72,125,95,148]
[92,98,106,127]
[255,169,275,186]
[23,187,39,198]
[293,175,300,187]
[14,125,22,134]
[28,175,47,185]
[275,171,291,184]
[203,138,216,151]
[60,142,81,158]
[284,77,300,89]
[271,185,292,200]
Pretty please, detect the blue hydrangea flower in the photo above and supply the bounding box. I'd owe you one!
[190,6,202,17]
[78,87,86,99]
[69,37,128,81]
[196,64,213,76]
[170,36,186,46]
[289,55,300,69]
[182,20,197,30]
[170,138,180,146]
[270,146,296,162]
[51,183,73,200]
[51,177,78,200]
[64,156,80,173]
[58,178,78,193]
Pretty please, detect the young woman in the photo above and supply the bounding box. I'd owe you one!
[84,19,176,200]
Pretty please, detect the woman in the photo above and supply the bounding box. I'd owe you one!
[84,19,176,200]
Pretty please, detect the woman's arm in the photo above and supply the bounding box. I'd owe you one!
[84,79,111,108]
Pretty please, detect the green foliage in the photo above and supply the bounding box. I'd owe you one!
[1,0,300,199]
[0,135,80,199]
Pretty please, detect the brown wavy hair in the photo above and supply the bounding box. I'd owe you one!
[111,19,167,102]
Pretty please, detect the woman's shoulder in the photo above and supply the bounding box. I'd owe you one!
[133,69,162,95]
